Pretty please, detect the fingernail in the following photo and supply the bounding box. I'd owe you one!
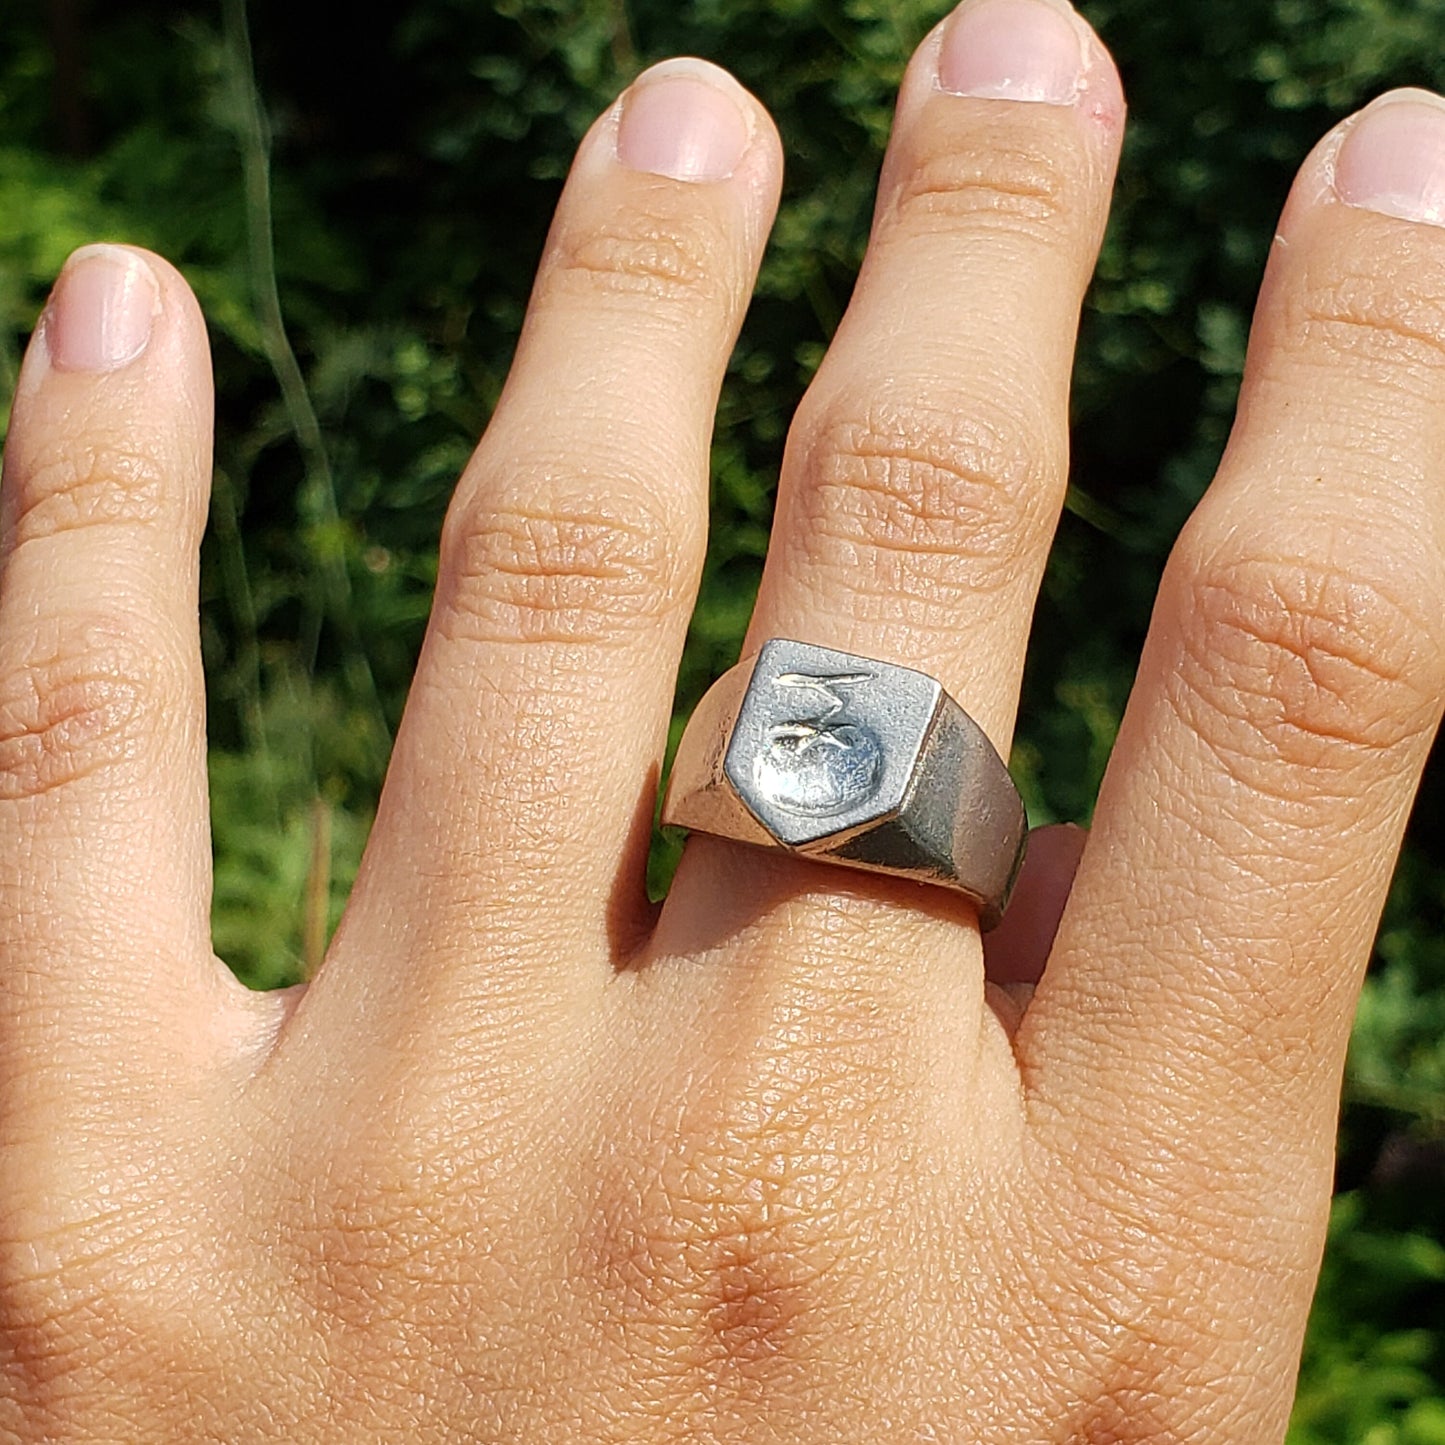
[1335,91,1445,228]
[46,245,159,373]
[617,58,751,182]
[938,0,1090,106]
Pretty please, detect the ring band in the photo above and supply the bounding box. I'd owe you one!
[661,639,1027,929]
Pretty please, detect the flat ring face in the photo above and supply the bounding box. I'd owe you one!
[723,640,942,848]
[663,638,1027,927]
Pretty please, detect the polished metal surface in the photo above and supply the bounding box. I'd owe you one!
[662,639,1027,928]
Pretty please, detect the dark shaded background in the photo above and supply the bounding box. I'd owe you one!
[2,0,1444,1434]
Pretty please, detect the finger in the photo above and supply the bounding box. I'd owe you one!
[660,0,1123,1033]
[1021,92,1445,1427]
[983,822,1085,990]
[744,0,1122,748]
[317,63,782,1025]
[0,246,225,1070]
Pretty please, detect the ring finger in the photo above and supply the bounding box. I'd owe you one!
[659,0,1123,1048]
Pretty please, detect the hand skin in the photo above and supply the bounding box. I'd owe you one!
[4,0,1445,1439]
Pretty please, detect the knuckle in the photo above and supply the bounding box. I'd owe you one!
[0,1185,200,1434]
[547,196,736,311]
[265,1087,494,1338]
[7,436,167,546]
[1290,240,1445,373]
[2,1236,112,1388]
[888,130,1077,247]
[438,480,691,646]
[1166,532,1444,774]
[287,1177,454,1334]
[585,1097,863,1384]
[0,621,169,802]
[1041,1180,1300,1444]
[596,1165,846,1380]
[790,395,1058,607]
[3,1284,230,1439]
[1065,1349,1250,1445]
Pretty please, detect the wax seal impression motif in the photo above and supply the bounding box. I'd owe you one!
[724,641,937,847]
[662,638,1028,928]
[752,671,883,818]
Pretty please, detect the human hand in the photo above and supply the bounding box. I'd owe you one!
[5,1,1444,1439]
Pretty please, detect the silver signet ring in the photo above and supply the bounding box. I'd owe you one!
[660,639,1027,929]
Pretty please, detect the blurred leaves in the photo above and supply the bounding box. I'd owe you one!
[1,0,1444,1433]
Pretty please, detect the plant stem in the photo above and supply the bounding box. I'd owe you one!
[221,0,392,779]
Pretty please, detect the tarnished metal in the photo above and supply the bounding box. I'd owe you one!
[661,639,1027,929]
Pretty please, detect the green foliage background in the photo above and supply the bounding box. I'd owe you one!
[3,0,1445,1435]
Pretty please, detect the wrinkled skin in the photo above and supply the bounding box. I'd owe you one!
[4,4,1445,1441]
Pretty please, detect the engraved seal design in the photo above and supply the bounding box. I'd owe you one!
[752,671,883,818]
